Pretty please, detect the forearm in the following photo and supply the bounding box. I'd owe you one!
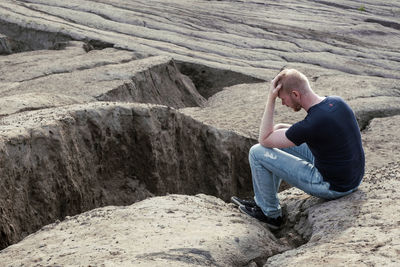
[274,123,292,131]
[258,95,276,144]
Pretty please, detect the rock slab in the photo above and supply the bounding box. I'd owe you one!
[0,194,287,266]
[0,42,205,116]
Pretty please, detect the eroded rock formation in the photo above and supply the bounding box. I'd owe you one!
[1,0,399,79]
[0,0,399,265]
[1,163,399,266]
[0,41,205,116]
[266,162,400,266]
[0,194,288,266]
[0,102,255,249]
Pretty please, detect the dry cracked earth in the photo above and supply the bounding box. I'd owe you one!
[0,0,399,266]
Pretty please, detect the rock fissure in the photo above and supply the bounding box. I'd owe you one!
[0,1,399,265]
[0,102,256,250]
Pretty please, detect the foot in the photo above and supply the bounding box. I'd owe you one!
[239,205,283,230]
[231,196,257,208]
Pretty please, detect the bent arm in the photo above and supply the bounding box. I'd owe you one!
[258,82,295,148]
[259,128,295,148]
[274,123,292,131]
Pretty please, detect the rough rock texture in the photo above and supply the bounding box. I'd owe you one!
[1,163,399,266]
[0,102,255,250]
[362,115,400,171]
[0,41,205,116]
[0,0,399,265]
[266,162,400,266]
[0,194,288,266]
[1,0,399,106]
[1,0,399,80]
[0,34,12,55]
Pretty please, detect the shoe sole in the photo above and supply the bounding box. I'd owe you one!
[231,196,256,207]
[230,196,242,207]
[238,205,281,230]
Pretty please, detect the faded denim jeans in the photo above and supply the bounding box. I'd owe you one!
[249,143,359,218]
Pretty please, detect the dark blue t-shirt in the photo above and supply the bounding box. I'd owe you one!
[286,96,365,192]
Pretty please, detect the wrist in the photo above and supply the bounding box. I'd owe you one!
[268,93,277,103]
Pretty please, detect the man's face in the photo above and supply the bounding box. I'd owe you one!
[278,90,302,112]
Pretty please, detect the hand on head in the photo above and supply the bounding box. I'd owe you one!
[269,75,283,99]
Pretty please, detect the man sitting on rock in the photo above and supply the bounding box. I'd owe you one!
[231,69,365,230]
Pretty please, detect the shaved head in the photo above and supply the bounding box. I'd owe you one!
[274,69,311,95]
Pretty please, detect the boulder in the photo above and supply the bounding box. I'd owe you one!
[0,194,288,266]
[0,102,255,249]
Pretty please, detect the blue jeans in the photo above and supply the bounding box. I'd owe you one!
[249,143,359,218]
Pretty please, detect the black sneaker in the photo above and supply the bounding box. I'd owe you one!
[239,205,283,230]
[231,196,257,208]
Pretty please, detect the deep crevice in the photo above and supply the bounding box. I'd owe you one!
[176,61,264,99]
[365,18,400,31]
[0,20,72,53]
[0,20,114,55]
[357,109,400,131]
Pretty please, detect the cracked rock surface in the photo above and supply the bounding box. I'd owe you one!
[267,162,400,266]
[1,0,399,79]
[1,163,399,266]
[0,41,205,116]
[0,0,399,266]
[0,194,288,266]
[0,102,255,250]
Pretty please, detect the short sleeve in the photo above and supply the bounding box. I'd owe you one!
[285,120,309,146]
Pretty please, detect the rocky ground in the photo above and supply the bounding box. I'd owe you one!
[1,163,399,266]
[0,0,399,266]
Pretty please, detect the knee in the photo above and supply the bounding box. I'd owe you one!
[249,143,268,162]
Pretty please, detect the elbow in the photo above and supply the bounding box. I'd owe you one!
[258,136,266,146]
[258,138,272,148]
[257,137,263,145]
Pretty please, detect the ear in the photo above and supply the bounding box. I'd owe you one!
[291,90,300,98]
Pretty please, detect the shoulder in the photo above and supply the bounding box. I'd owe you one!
[311,96,351,114]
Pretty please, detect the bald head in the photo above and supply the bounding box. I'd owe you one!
[274,69,311,95]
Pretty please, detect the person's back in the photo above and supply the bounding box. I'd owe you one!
[286,96,365,192]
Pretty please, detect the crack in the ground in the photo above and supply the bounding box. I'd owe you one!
[1,2,399,264]
[358,109,400,132]
[15,59,137,83]
[365,18,400,31]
